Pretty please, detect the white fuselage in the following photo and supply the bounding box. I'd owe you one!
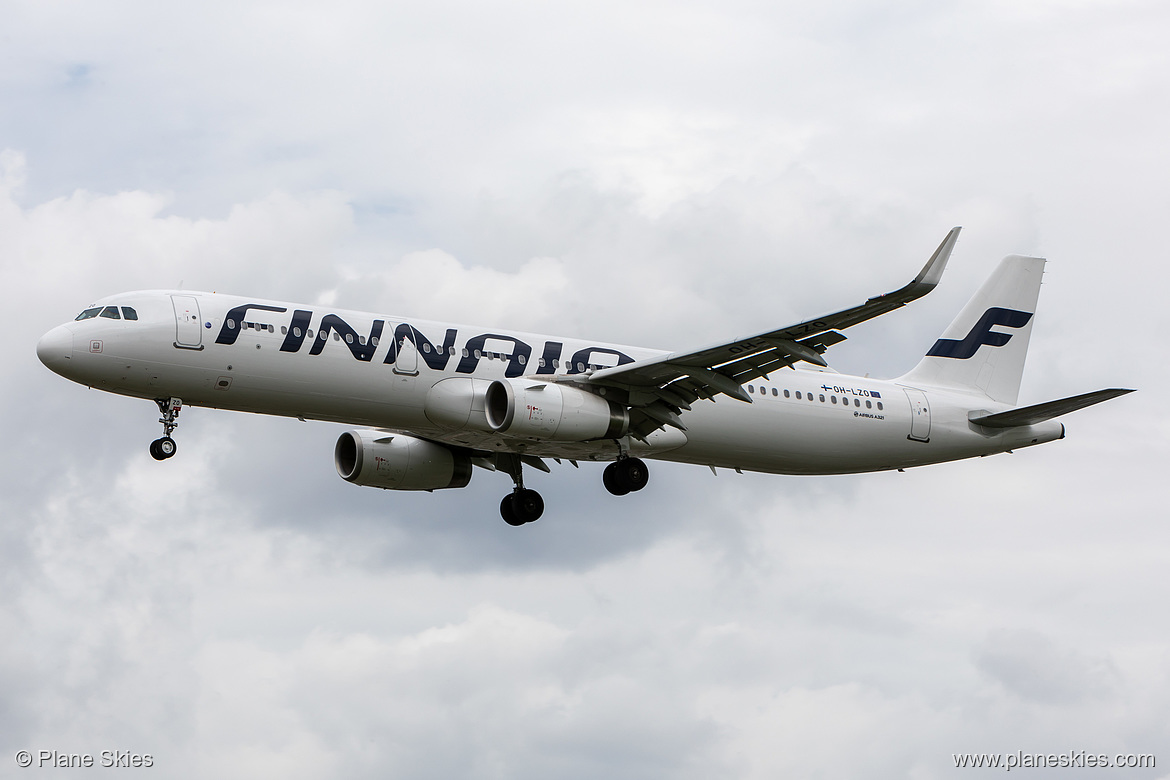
[37,290,1064,475]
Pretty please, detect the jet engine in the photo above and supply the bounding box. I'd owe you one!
[423,377,494,432]
[334,430,472,491]
[484,379,628,441]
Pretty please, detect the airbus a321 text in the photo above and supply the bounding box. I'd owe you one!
[37,228,1132,525]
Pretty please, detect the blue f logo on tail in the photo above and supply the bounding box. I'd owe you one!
[926,307,1033,359]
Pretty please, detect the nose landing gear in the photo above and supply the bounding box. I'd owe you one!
[150,397,182,461]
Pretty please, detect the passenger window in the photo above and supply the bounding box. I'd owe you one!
[831,396,837,404]
[877,402,884,410]
[772,388,778,396]
[121,307,138,321]
[371,336,379,347]
[783,389,790,398]
[866,400,872,408]
[75,307,102,321]
[345,333,353,344]
[518,354,527,365]
[100,306,121,319]
[819,394,825,402]
[795,391,802,399]
[747,385,754,393]
[854,399,860,407]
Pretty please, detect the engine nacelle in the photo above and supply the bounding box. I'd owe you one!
[424,377,494,432]
[334,430,472,491]
[484,379,628,441]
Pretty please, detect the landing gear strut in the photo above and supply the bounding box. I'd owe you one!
[497,454,544,526]
[150,397,182,461]
[603,456,649,496]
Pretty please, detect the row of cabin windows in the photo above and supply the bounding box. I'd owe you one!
[745,383,884,411]
[75,306,139,321]
[222,320,610,371]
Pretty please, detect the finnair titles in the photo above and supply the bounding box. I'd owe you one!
[37,228,1133,526]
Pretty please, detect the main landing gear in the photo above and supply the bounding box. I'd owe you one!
[603,456,649,496]
[496,453,544,526]
[497,454,651,526]
[500,489,544,527]
[149,397,182,461]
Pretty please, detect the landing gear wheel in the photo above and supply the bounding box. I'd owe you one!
[603,462,631,496]
[501,495,525,526]
[613,458,650,493]
[511,489,544,524]
[150,437,177,461]
[151,398,182,461]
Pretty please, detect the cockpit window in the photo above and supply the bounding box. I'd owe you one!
[99,306,121,319]
[75,307,102,321]
[121,307,138,321]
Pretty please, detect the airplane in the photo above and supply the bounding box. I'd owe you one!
[36,228,1132,526]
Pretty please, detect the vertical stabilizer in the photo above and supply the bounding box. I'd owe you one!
[898,255,1044,404]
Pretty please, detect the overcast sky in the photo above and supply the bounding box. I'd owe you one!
[2,1,1167,777]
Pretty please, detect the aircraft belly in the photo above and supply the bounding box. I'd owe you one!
[419,424,688,462]
[654,390,957,475]
[658,386,1027,474]
[210,364,428,428]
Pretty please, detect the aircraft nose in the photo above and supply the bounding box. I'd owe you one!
[37,325,74,374]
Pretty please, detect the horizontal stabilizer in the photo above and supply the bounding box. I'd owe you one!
[969,388,1134,428]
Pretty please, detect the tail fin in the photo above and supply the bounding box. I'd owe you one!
[898,255,1044,404]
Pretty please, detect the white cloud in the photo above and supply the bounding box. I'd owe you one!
[2,1,1168,778]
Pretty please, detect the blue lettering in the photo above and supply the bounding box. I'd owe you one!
[384,325,458,370]
[567,347,635,374]
[216,304,287,345]
[279,310,313,352]
[309,314,384,361]
[456,334,533,378]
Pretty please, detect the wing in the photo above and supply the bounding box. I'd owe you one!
[580,227,962,439]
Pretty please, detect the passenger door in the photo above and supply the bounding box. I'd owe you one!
[905,388,931,442]
[172,295,203,350]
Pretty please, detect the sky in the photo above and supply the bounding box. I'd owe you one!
[1,1,1168,777]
